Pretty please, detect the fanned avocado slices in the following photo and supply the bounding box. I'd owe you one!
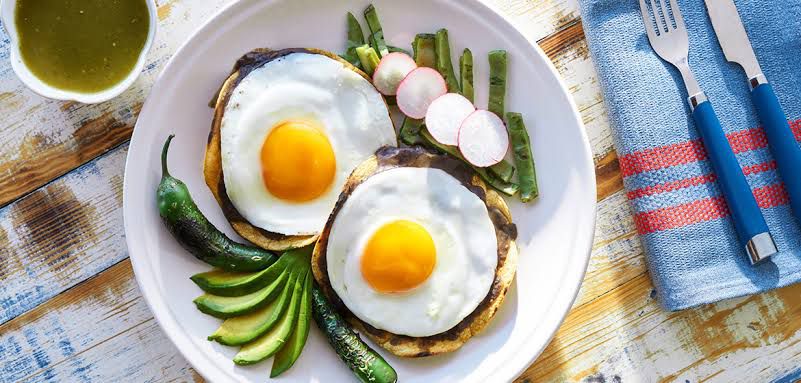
[234,267,308,366]
[208,266,300,346]
[270,270,313,377]
[190,247,300,296]
[193,271,289,319]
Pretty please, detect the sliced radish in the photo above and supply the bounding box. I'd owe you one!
[425,93,475,146]
[396,67,447,119]
[458,110,510,167]
[372,53,417,96]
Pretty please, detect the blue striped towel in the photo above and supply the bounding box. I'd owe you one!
[578,0,801,310]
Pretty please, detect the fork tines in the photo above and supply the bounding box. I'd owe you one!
[640,0,685,37]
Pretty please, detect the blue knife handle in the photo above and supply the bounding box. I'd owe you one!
[751,82,801,221]
[692,101,771,247]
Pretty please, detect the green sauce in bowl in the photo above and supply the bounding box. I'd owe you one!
[15,0,150,93]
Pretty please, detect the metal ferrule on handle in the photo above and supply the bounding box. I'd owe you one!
[749,80,801,223]
[691,97,778,263]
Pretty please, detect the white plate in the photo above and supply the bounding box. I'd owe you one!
[123,0,596,382]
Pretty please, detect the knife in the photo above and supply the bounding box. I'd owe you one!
[705,0,801,224]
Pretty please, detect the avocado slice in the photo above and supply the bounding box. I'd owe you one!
[190,248,297,296]
[208,266,299,346]
[270,270,312,377]
[234,267,308,365]
[193,270,289,318]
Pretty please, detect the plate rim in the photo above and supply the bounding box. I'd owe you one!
[123,0,597,381]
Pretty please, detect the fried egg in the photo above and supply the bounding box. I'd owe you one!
[220,52,395,235]
[325,167,498,337]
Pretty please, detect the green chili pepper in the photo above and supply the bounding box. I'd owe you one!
[157,135,277,272]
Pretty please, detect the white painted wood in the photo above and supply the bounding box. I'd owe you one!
[529,278,801,383]
[0,146,128,325]
[0,261,200,383]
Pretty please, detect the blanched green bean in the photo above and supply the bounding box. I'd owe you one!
[435,29,460,93]
[364,5,389,57]
[413,33,436,68]
[355,44,380,75]
[399,118,425,146]
[506,112,538,202]
[344,12,366,68]
[460,48,474,102]
[488,50,507,117]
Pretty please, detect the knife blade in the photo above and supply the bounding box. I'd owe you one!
[704,0,763,83]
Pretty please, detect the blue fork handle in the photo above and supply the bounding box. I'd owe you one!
[693,101,772,249]
[751,83,801,221]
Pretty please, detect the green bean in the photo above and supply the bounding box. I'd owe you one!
[399,118,425,146]
[413,33,436,68]
[343,12,366,68]
[506,112,538,202]
[347,12,365,44]
[355,44,380,75]
[434,29,460,93]
[364,4,389,57]
[489,160,515,183]
[460,48,474,102]
[488,50,507,117]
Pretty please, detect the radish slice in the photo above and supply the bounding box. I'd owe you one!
[425,93,475,145]
[396,67,447,119]
[372,53,417,95]
[458,110,510,167]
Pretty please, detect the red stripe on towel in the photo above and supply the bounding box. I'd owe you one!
[626,174,717,200]
[742,160,777,175]
[626,160,777,200]
[618,140,706,177]
[618,120,801,177]
[634,183,789,234]
[754,183,790,208]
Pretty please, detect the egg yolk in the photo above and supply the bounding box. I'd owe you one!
[260,120,336,202]
[361,220,437,293]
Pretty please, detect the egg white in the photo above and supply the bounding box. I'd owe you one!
[326,167,498,337]
[220,53,395,235]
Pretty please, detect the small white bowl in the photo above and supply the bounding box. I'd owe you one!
[0,0,157,104]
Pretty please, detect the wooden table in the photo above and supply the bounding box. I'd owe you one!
[1,1,800,382]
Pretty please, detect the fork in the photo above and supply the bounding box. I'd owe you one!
[638,0,777,264]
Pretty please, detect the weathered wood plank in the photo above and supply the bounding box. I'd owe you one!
[595,151,623,201]
[519,274,801,383]
[536,20,615,164]
[0,146,128,325]
[488,0,579,44]
[538,19,583,59]
[0,260,201,383]
[0,0,227,207]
